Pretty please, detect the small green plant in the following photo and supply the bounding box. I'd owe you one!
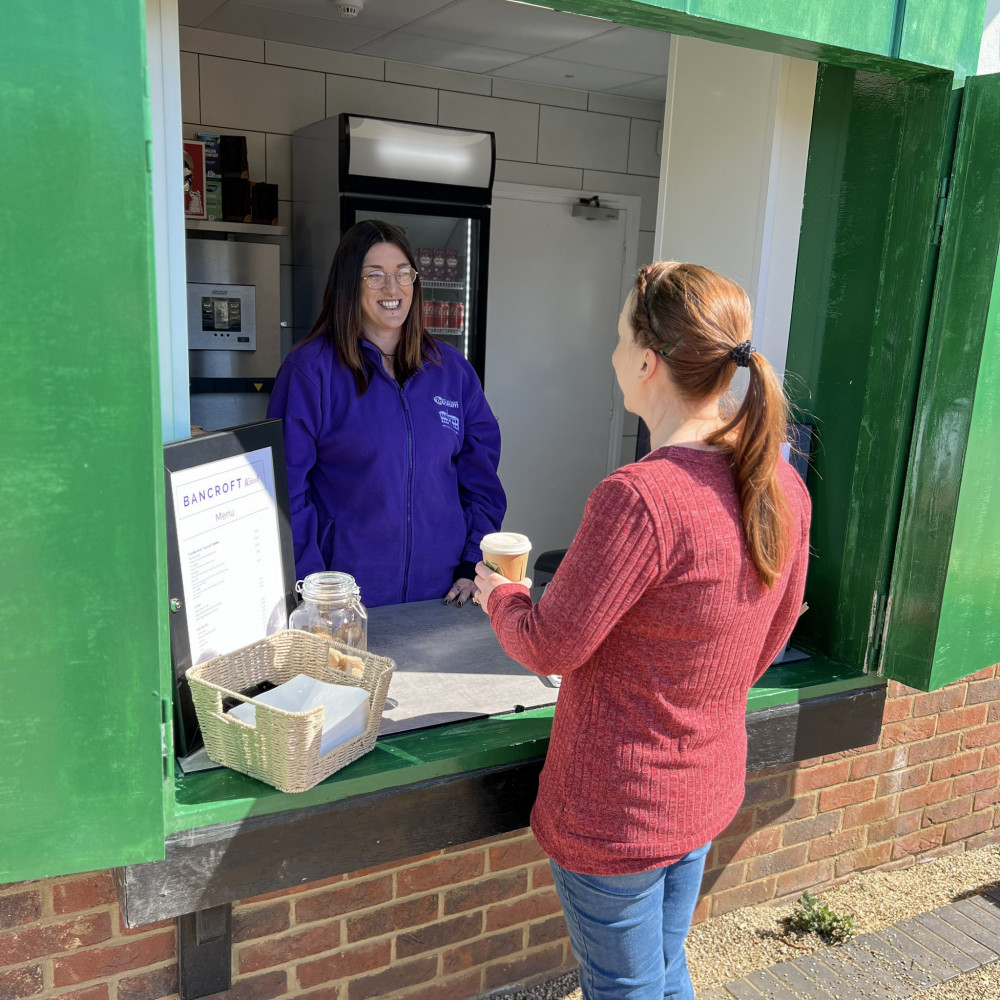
[782,891,858,944]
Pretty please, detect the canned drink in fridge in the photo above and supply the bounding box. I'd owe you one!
[422,301,434,329]
[433,300,450,329]
[449,302,465,330]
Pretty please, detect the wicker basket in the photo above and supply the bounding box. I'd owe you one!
[186,629,395,793]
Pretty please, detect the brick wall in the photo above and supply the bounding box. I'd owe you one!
[696,663,1000,920]
[2,664,997,1000]
[0,833,570,1000]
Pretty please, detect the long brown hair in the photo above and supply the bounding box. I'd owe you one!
[631,261,791,587]
[301,219,441,394]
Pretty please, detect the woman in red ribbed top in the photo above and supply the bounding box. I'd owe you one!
[476,262,811,1000]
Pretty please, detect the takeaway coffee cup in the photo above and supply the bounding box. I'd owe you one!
[480,532,532,582]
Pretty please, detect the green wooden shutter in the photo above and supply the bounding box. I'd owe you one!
[0,3,167,880]
[785,65,954,675]
[882,73,1000,691]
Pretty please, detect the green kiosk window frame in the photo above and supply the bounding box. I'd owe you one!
[161,412,875,840]
[7,0,997,926]
[159,62,1000,849]
[130,53,1000,939]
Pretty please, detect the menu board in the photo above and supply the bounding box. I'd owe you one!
[169,447,286,665]
[163,420,296,757]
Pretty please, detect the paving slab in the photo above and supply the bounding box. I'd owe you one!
[742,968,800,1000]
[793,952,869,1000]
[896,917,979,973]
[851,931,937,992]
[878,923,957,982]
[718,978,764,999]
[966,892,1000,925]
[917,910,999,965]
[953,894,1000,936]
[813,946,899,1000]
[934,904,1000,955]
[768,960,838,1000]
[840,939,922,997]
[697,987,734,1000]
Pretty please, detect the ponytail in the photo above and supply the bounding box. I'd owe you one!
[630,262,791,587]
[704,351,790,587]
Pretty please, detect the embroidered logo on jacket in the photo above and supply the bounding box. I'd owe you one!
[434,395,459,409]
[439,411,460,434]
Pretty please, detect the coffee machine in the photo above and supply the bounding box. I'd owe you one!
[186,239,282,431]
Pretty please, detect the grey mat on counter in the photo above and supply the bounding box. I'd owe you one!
[177,598,810,772]
[368,594,558,736]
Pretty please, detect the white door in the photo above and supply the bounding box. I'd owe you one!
[485,189,633,567]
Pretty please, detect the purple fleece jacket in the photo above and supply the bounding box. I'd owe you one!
[267,336,506,607]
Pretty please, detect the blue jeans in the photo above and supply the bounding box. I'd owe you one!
[550,842,711,1000]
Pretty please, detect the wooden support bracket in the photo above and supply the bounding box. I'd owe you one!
[178,904,232,1000]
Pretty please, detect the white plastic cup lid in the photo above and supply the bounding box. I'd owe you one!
[480,532,532,555]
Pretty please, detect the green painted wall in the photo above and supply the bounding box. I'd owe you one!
[0,0,992,883]
[785,65,953,674]
[934,248,1000,673]
[900,0,987,83]
[537,0,987,79]
[883,76,1000,689]
[0,1,167,880]
[930,76,1000,677]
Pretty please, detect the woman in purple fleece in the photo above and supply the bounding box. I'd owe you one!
[267,220,506,608]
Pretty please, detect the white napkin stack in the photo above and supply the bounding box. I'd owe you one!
[229,673,370,755]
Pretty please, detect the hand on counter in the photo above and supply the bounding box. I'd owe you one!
[443,577,478,608]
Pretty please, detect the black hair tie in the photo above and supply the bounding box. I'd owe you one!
[731,340,756,368]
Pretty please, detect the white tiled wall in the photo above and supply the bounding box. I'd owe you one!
[199,55,325,134]
[386,60,492,96]
[628,119,663,177]
[179,52,200,122]
[491,78,588,110]
[438,91,540,161]
[180,28,663,228]
[325,76,439,125]
[537,106,630,172]
[178,28,665,461]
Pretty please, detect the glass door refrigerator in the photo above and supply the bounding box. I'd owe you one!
[292,115,496,382]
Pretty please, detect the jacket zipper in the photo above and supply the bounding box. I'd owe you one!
[398,382,415,603]
[370,348,417,603]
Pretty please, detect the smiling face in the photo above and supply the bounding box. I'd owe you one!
[359,242,414,341]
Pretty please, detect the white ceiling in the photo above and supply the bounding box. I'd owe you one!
[178,0,670,100]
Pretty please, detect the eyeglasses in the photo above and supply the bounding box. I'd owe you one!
[362,267,419,289]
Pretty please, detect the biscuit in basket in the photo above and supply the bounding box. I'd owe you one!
[328,647,365,678]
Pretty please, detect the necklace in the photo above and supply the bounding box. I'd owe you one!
[366,340,396,361]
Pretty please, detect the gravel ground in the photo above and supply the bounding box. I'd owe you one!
[488,844,1000,1000]
[912,965,997,1000]
[687,843,1000,989]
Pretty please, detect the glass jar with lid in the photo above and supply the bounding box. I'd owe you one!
[288,571,368,650]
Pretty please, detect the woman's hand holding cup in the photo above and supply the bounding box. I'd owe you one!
[474,532,532,611]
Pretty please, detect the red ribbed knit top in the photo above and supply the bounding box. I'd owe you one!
[487,446,812,875]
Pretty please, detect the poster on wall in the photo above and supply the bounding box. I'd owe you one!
[183,139,206,219]
[164,421,297,757]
